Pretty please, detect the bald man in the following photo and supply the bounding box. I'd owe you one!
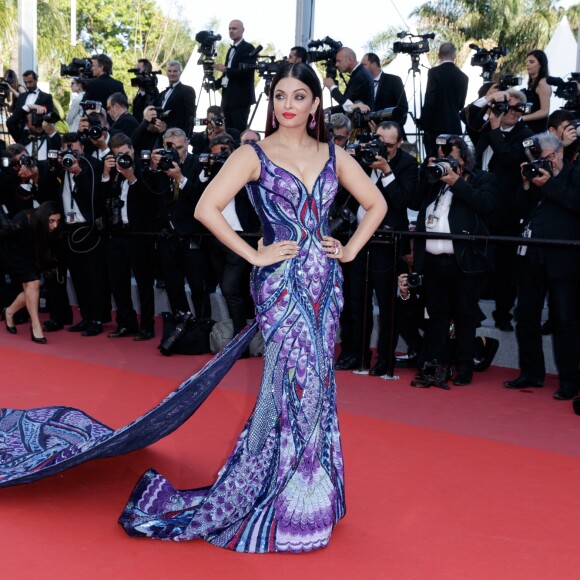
[323,47,374,114]
[213,19,257,132]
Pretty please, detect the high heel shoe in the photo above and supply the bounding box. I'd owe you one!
[30,328,47,344]
[1,307,17,335]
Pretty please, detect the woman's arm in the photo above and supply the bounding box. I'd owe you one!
[334,146,388,262]
[522,78,552,124]
[194,145,299,266]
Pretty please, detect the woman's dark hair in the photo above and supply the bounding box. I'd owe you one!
[526,50,549,92]
[265,62,328,142]
[448,135,475,172]
[29,201,62,270]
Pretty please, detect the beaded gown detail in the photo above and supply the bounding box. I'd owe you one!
[119,141,346,552]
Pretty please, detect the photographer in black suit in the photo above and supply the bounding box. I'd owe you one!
[195,134,260,336]
[361,53,408,125]
[340,121,418,375]
[420,43,468,157]
[102,133,157,340]
[323,48,374,114]
[213,20,257,132]
[157,60,196,134]
[504,132,580,400]
[131,59,160,123]
[84,54,126,106]
[413,135,496,387]
[106,92,138,137]
[143,128,209,318]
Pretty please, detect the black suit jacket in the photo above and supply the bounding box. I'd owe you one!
[83,74,126,106]
[8,91,55,141]
[421,62,468,135]
[157,82,196,134]
[215,40,257,109]
[12,89,54,114]
[474,120,533,228]
[515,162,580,279]
[414,168,497,275]
[374,72,409,126]
[109,112,139,137]
[330,65,374,114]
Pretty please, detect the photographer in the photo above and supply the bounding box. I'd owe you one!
[548,109,578,164]
[143,127,209,318]
[106,92,138,137]
[83,54,126,108]
[196,134,260,338]
[78,109,111,161]
[190,105,240,155]
[102,133,156,340]
[323,48,374,115]
[47,133,108,336]
[7,105,61,159]
[287,46,307,64]
[212,20,257,132]
[505,132,580,400]
[413,135,496,387]
[156,60,196,134]
[131,105,167,155]
[341,121,418,375]
[131,59,160,123]
[474,88,534,331]
[9,70,54,124]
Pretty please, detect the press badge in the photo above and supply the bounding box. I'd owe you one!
[66,211,77,224]
[517,226,532,256]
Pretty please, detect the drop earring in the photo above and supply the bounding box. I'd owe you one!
[271,111,277,128]
[309,114,316,130]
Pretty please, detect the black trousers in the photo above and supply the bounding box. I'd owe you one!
[515,258,580,388]
[206,237,252,334]
[158,236,210,318]
[66,232,108,323]
[422,253,484,371]
[224,106,251,133]
[106,234,155,332]
[349,243,397,363]
[490,224,519,324]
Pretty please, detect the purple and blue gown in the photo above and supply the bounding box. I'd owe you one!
[0,140,346,553]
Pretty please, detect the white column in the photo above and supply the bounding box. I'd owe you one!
[295,0,316,49]
[18,0,37,75]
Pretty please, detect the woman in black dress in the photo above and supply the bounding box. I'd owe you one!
[1,201,62,343]
[521,50,552,134]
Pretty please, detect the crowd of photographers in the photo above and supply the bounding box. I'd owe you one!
[1,24,579,404]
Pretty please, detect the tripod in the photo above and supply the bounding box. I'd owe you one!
[247,72,276,130]
[401,53,429,162]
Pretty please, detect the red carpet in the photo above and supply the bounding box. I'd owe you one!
[1,321,580,579]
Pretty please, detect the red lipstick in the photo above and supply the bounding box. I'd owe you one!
[282,113,296,119]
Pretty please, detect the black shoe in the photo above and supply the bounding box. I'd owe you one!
[553,388,578,401]
[495,321,514,332]
[108,327,138,338]
[30,328,47,344]
[1,308,17,334]
[453,370,473,386]
[504,376,543,389]
[43,319,64,332]
[395,351,418,368]
[369,358,390,377]
[81,321,102,337]
[335,353,359,371]
[473,337,499,372]
[68,320,89,332]
[133,330,155,341]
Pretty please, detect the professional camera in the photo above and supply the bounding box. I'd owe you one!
[128,68,161,90]
[17,155,37,168]
[140,150,152,171]
[159,310,195,356]
[30,111,61,128]
[426,157,460,183]
[195,30,222,86]
[194,115,224,127]
[80,100,103,113]
[115,153,133,169]
[307,36,343,80]
[0,77,11,101]
[329,206,357,235]
[490,100,530,116]
[48,146,81,170]
[469,44,507,81]
[85,124,106,140]
[107,195,125,228]
[521,137,552,179]
[495,73,521,90]
[155,146,180,171]
[393,31,433,56]
[348,137,387,167]
[406,272,423,288]
[351,106,404,130]
[199,147,232,178]
[0,151,11,169]
[60,58,93,79]
[547,74,580,114]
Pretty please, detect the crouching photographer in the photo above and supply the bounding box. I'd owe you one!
[101,133,157,340]
[196,134,260,341]
[506,132,580,401]
[412,135,496,388]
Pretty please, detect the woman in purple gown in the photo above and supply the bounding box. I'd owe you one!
[118,63,386,552]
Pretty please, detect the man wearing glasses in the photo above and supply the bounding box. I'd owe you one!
[505,132,580,402]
